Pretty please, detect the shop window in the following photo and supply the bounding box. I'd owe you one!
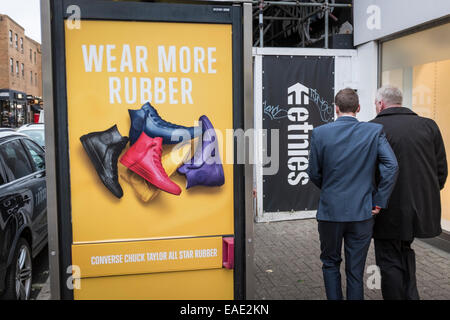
[381,22,450,232]
[16,105,25,127]
[1,101,12,127]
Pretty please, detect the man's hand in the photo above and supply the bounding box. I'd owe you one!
[372,206,381,216]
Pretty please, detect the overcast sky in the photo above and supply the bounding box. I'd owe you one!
[0,0,41,43]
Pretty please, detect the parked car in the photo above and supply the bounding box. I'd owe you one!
[0,131,47,300]
[16,123,45,149]
[38,111,44,124]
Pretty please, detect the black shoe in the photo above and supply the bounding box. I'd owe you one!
[80,125,129,198]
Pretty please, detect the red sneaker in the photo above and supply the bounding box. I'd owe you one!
[120,133,181,195]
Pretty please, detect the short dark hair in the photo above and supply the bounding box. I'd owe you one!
[335,88,359,113]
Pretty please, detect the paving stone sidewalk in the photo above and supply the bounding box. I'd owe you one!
[254,218,450,300]
[35,276,51,300]
[36,218,449,300]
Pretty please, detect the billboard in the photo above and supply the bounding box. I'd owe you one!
[44,0,245,299]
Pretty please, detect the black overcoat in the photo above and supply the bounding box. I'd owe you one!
[371,107,448,240]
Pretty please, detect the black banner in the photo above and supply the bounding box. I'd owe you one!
[262,55,335,212]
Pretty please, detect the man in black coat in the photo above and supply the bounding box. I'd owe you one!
[371,85,448,300]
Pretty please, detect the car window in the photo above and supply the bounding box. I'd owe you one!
[0,140,34,180]
[22,139,45,171]
[0,166,6,186]
[19,129,45,147]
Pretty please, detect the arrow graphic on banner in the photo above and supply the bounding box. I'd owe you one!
[287,83,309,105]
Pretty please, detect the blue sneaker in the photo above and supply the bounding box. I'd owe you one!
[128,102,200,145]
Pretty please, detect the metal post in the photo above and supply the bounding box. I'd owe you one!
[259,0,264,48]
[243,2,255,300]
[325,0,329,49]
[40,0,61,300]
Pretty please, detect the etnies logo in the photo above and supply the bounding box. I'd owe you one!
[287,82,313,186]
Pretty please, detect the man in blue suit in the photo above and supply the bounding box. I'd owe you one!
[307,88,399,300]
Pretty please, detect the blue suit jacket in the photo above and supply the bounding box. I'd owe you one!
[307,116,399,222]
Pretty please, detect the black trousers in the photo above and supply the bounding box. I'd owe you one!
[374,239,420,300]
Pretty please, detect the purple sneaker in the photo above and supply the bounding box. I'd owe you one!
[177,115,225,188]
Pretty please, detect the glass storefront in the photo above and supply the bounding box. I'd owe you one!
[381,22,450,232]
[0,91,28,128]
[0,100,11,127]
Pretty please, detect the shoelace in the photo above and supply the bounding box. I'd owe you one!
[150,142,167,176]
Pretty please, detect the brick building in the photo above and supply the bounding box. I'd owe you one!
[0,14,42,128]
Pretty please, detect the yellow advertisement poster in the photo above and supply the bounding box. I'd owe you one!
[64,20,235,298]
[64,20,234,244]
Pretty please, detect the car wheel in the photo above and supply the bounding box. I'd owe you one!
[1,238,32,300]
